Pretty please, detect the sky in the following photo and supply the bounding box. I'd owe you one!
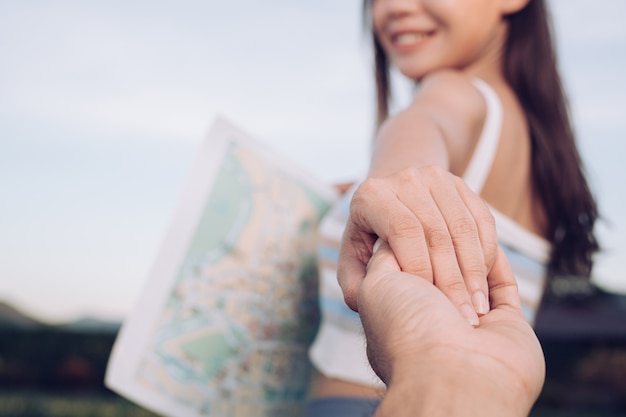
[1,0,625,323]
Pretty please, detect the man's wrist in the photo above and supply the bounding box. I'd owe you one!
[375,351,532,417]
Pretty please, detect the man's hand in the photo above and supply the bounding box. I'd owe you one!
[358,241,545,417]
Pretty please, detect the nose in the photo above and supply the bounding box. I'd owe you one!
[380,0,421,17]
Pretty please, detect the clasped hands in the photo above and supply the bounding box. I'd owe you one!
[339,165,498,324]
[337,166,545,416]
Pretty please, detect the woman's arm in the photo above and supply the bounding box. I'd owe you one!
[338,71,498,323]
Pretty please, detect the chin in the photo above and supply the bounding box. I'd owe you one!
[395,67,430,83]
[393,59,443,81]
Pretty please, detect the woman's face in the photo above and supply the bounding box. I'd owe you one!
[371,0,509,80]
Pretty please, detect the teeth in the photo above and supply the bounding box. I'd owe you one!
[395,33,427,45]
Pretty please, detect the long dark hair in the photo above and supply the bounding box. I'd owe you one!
[363,0,599,279]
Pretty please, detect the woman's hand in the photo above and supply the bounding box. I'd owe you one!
[337,166,498,325]
[359,242,545,417]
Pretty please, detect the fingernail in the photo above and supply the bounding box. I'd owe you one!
[460,303,479,327]
[472,291,488,316]
[372,238,383,254]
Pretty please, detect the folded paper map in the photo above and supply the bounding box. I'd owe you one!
[105,118,338,416]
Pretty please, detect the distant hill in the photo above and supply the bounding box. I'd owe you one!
[55,316,121,334]
[0,301,44,329]
[0,301,121,333]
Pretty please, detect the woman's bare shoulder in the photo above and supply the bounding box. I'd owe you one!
[410,70,486,122]
[394,70,489,173]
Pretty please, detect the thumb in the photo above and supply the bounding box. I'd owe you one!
[337,222,376,312]
[365,239,402,277]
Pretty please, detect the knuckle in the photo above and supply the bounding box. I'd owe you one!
[397,166,418,181]
[402,257,432,276]
[439,278,468,296]
[388,215,423,239]
[483,240,499,268]
[482,234,499,252]
[401,256,435,282]
[477,208,496,229]
[353,178,386,205]
[428,164,446,176]
[349,188,368,210]
[355,178,376,195]
[425,228,452,251]
[454,175,473,191]
[453,175,467,189]
[394,166,454,191]
[448,216,478,238]
[423,164,448,181]
[462,261,488,280]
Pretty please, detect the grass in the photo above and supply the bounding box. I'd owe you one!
[0,391,159,417]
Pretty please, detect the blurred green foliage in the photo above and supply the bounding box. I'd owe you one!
[0,391,157,417]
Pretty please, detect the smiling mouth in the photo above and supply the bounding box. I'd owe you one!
[392,32,433,46]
